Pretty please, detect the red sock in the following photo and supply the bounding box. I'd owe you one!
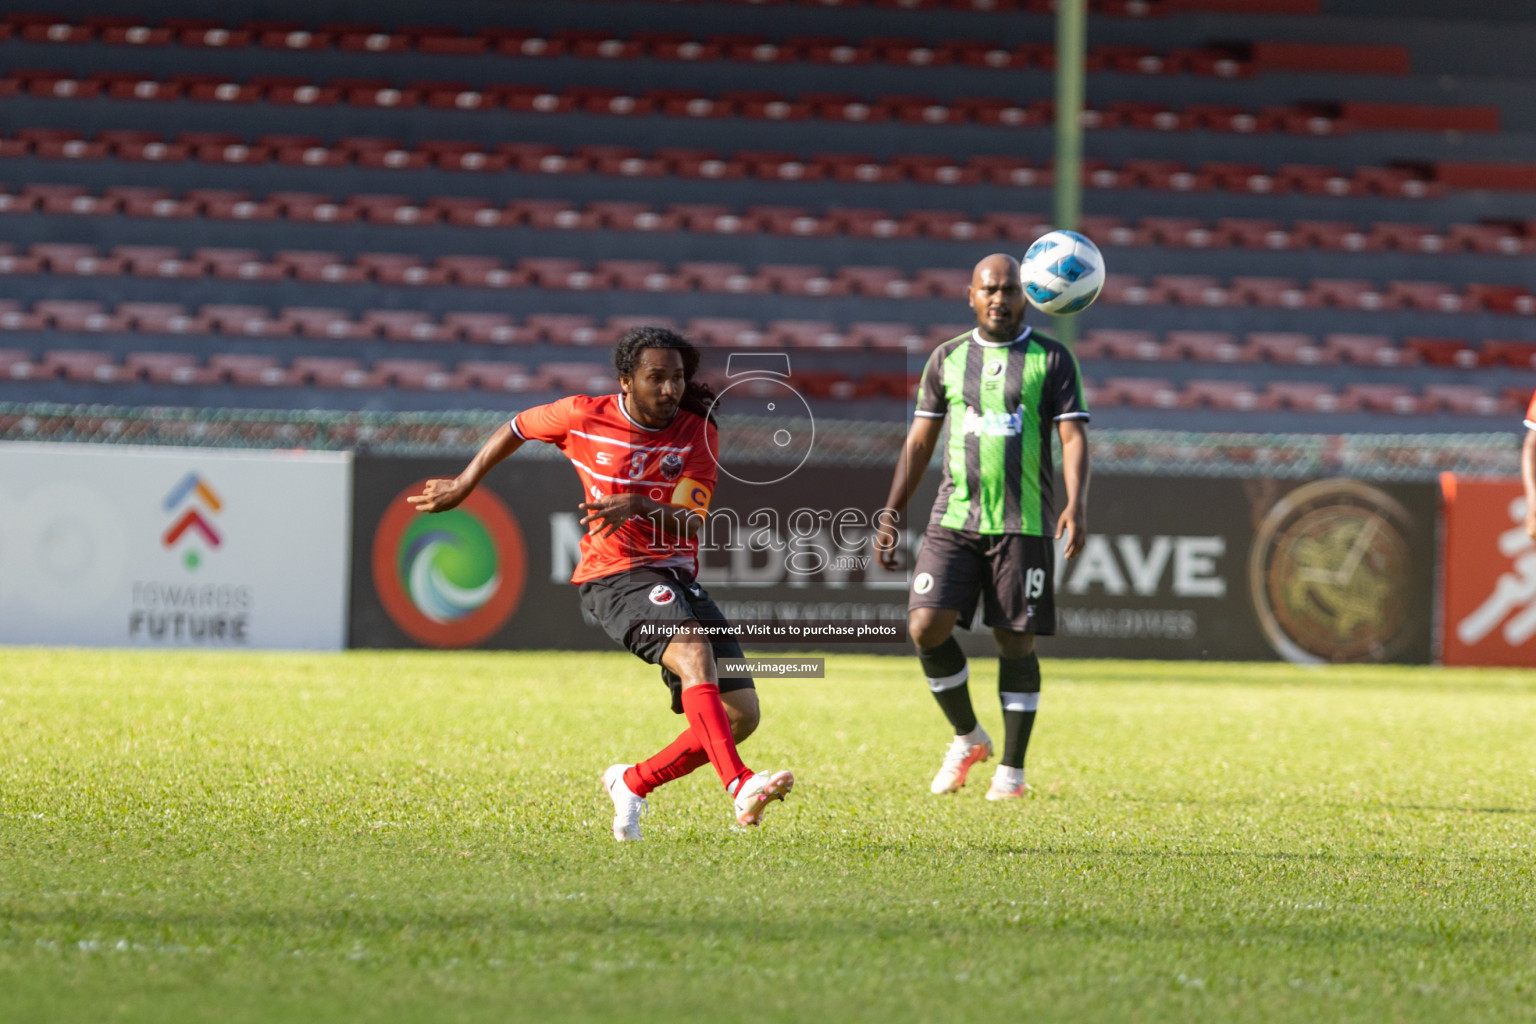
[624,731,709,798]
[679,683,753,792]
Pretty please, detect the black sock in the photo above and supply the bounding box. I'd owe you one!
[999,654,1041,769]
[918,636,976,735]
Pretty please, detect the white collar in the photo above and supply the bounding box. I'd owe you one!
[972,325,1032,348]
[617,393,672,432]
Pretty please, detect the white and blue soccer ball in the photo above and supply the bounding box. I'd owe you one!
[1020,230,1106,315]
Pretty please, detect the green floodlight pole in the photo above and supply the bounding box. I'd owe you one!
[1050,0,1088,349]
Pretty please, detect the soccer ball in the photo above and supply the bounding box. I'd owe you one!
[1020,230,1106,315]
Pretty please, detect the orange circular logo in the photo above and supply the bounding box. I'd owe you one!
[372,482,527,647]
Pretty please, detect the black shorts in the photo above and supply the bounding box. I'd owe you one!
[578,565,753,715]
[909,525,1056,634]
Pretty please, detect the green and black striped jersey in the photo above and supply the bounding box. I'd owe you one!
[915,326,1089,536]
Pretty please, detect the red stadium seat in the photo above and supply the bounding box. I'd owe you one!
[1308,279,1390,310]
[1388,281,1462,313]
[204,304,284,336]
[680,262,764,294]
[35,300,120,332]
[1423,385,1502,415]
[362,310,455,343]
[1482,340,1536,369]
[38,349,124,382]
[372,358,459,390]
[764,320,850,349]
[848,322,925,351]
[1265,382,1353,412]
[457,360,541,392]
[1166,331,1246,362]
[1183,380,1274,411]
[685,318,765,346]
[277,307,366,340]
[1085,329,1164,361]
[837,266,915,298]
[526,315,603,346]
[209,353,290,386]
[1404,337,1478,368]
[1324,333,1412,366]
[292,356,368,388]
[1103,378,1181,408]
[1231,277,1313,308]
[438,256,527,289]
[542,361,618,392]
[125,351,217,384]
[761,264,842,296]
[445,313,530,345]
[1246,332,1331,364]
[1344,383,1425,414]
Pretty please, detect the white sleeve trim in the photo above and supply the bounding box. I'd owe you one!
[914,410,946,419]
[1525,418,1536,431]
[509,416,528,440]
[1053,411,1091,422]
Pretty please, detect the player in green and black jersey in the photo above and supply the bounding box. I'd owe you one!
[875,253,1090,799]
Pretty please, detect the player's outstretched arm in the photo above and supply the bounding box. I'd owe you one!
[407,422,525,513]
[1056,418,1090,560]
[1523,429,1536,539]
[875,416,945,570]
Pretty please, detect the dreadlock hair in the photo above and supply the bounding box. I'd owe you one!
[612,325,719,423]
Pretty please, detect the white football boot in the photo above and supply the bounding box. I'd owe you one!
[602,764,647,841]
[733,770,795,827]
[930,725,993,794]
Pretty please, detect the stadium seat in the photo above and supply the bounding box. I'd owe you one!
[1184,380,1274,411]
[363,310,456,343]
[1265,382,1352,412]
[1483,340,1536,368]
[1166,331,1245,362]
[445,313,530,345]
[371,358,459,389]
[292,356,368,388]
[1344,383,1425,414]
[208,353,290,386]
[1423,384,1503,415]
[125,351,217,384]
[1246,332,1331,363]
[1324,334,1413,366]
[38,349,124,382]
[1404,337,1478,367]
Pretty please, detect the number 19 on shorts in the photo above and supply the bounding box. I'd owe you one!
[1025,568,1047,599]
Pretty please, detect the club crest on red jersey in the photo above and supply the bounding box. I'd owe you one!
[660,452,685,481]
[648,584,677,605]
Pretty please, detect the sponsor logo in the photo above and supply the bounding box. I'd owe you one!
[649,584,677,605]
[660,452,685,481]
[161,472,222,570]
[913,572,935,595]
[372,482,528,647]
[1455,494,1536,649]
[984,360,1005,377]
[961,405,1023,437]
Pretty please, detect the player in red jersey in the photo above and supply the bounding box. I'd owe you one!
[409,327,793,841]
[1523,389,1536,539]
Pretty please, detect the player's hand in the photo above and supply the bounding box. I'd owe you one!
[874,517,902,571]
[408,477,472,513]
[1056,503,1087,560]
[580,493,647,538]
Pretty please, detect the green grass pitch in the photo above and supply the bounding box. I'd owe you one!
[2,649,1534,1023]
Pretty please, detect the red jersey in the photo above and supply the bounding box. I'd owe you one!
[1526,389,1536,430]
[512,394,717,584]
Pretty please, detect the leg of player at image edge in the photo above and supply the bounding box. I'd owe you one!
[921,637,994,793]
[987,654,1040,800]
[602,682,793,841]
